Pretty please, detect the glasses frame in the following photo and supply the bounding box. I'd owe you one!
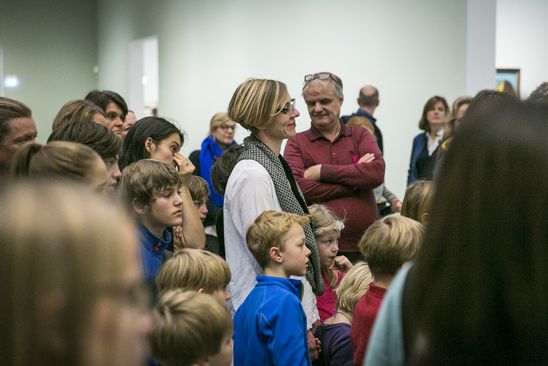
[219,123,237,131]
[303,72,343,88]
[278,98,296,115]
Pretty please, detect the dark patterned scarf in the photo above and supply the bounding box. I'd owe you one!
[238,134,323,295]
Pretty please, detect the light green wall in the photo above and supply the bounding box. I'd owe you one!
[0,0,98,143]
[98,0,467,198]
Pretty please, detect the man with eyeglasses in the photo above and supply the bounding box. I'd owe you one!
[284,72,385,261]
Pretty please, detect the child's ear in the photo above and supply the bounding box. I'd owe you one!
[132,198,148,215]
[197,288,204,294]
[420,212,429,224]
[269,246,283,263]
[144,137,154,154]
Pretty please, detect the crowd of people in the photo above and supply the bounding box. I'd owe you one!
[1,75,548,366]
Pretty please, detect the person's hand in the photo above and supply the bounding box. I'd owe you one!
[391,198,402,213]
[173,225,184,238]
[329,255,353,272]
[358,153,375,165]
[304,165,321,180]
[173,152,195,184]
[307,330,321,361]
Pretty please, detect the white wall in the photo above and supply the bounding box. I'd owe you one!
[466,0,497,95]
[98,0,468,199]
[496,0,548,98]
[0,0,97,142]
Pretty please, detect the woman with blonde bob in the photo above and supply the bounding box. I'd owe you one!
[224,78,322,356]
[0,181,151,366]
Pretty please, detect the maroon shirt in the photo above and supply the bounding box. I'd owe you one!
[350,284,387,366]
[284,122,385,252]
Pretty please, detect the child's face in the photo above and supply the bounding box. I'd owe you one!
[193,199,208,222]
[280,223,311,277]
[208,328,233,366]
[211,287,231,303]
[317,230,340,268]
[146,187,183,229]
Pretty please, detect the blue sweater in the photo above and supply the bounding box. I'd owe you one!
[137,223,172,284]
[407,133,427,186]
[233,275,311,366]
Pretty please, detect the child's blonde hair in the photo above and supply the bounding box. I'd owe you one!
[155,248,231,293]
[149,290,232,366]
[187,175,210,204]
[246,210,310,268]
[401,180,434,223]
[308,204,345,237]
[309,204,345,288]
[335,262,373,316]
[359,216,424,278]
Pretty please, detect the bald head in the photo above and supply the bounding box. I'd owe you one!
[358,85,379,108]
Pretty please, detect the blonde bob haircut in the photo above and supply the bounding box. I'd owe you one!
[359,215,424,278]
[209,112,232,134]
[246,210,310,269]
[156,248,231,294]
[149,290,232,366]
[335,262,373,316]
[401,180,435,224]
[0,181,140,366]
[227,79,289,132]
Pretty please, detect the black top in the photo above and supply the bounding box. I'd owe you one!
[415,145,438,181]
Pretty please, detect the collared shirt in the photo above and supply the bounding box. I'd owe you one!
[426,129,444,156]
[138,223,172,284]
[284,122,385,252]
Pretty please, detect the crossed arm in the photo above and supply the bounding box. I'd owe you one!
[284,131,385,203]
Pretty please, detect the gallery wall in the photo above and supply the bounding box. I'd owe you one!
[97,0,467,198]
[0,0,98,137]
[496,0,548,98]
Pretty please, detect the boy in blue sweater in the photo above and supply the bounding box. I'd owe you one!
[233,210,312,366]
[120,159,183,284]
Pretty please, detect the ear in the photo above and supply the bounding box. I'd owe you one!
[144,137,155,154]
[269,246,283,264]
[197,288,205,294]
[420,212,429,224]
[132,198,148,215]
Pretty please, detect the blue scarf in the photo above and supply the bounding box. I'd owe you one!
[199,135,234,208]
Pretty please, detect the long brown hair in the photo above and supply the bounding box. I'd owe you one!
[409,100,548,364]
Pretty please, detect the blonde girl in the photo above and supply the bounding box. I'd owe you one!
[309,204,353,322]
